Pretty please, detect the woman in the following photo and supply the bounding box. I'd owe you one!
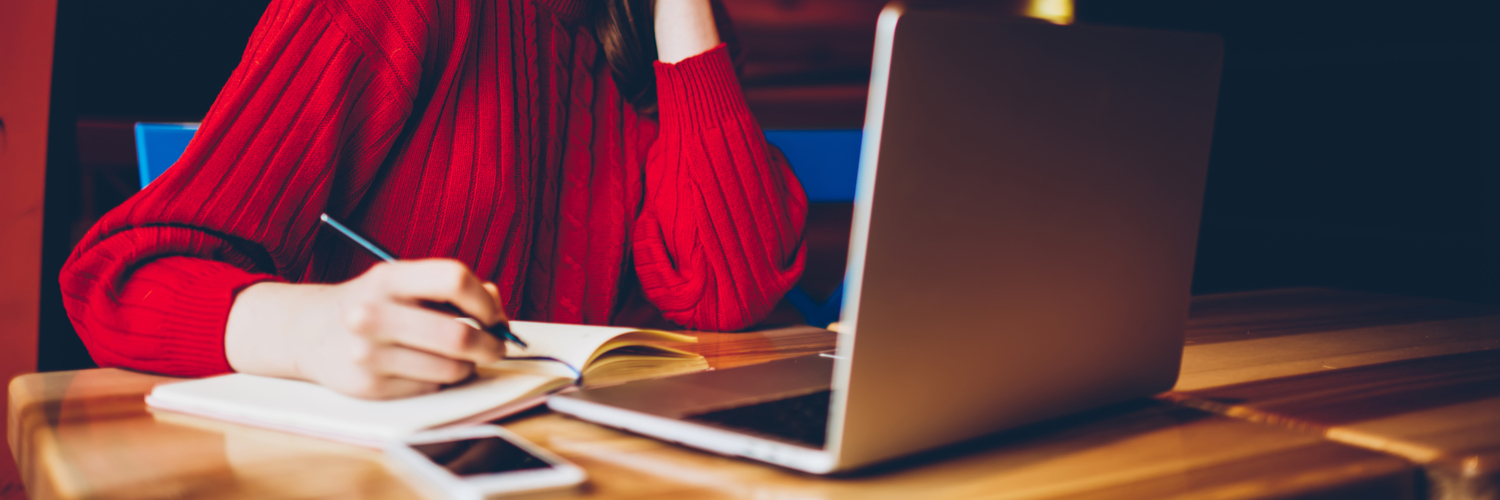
[60,0,807,399]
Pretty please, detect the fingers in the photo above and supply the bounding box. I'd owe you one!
[324,338,483,400]
[323,259,510,400]
[479,281,513,346]
[481,282,509,324]
[342,300,505,364]
[363,344,476,384]
[371,259,503,326]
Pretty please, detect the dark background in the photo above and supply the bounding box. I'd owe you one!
[40,0,1499,371]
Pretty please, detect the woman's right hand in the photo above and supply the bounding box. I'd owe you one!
[225,259,509,399]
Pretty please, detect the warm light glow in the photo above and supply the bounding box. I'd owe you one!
[1024,0,1074,25]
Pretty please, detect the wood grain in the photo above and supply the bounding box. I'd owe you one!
[1170,289,1500,500]
[1184,288,1500,346]
[1176,313,1500,391]
[1170,350,1500,500]
[512,401,1412,500]
[8,307,1423,500]
[9,369,1415,500]
[10,370,416,500]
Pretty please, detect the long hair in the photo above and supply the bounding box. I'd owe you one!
[596,0,660,116]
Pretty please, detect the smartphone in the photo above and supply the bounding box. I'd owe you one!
[385,426,585,500]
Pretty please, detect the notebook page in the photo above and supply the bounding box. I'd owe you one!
[505,321,695,370]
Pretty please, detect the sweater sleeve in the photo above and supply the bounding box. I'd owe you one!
[59,0,418,376]
[631,44,808,331]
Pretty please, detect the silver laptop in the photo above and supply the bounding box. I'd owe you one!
[548,3,1223,474]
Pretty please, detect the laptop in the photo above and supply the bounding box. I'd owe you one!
[548,3,1224,474]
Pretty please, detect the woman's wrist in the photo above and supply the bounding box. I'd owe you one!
[653,0,720,63]
[225,281,335,380]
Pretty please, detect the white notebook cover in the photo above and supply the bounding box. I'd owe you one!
[146,361,575,447]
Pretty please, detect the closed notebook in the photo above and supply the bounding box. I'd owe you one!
[145,321,708,447]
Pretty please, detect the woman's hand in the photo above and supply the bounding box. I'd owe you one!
[225,259,508,399]
[654,0,720,63]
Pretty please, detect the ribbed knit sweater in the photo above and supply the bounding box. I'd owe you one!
[60,0,807,376]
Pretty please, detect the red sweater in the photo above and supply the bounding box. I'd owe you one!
[60,0,807,377]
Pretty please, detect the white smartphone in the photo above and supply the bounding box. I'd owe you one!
[385,425,585,500]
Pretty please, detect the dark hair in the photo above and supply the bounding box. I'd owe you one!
[596,0,660,115]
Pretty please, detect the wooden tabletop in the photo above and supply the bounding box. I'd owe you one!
[1169,288,1500,500]
[12,288,1499,500]
[8,367,1410,500]
[1176,288,1500,391]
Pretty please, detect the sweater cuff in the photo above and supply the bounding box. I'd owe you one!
[654,43,751,129]
[120,256,283,376]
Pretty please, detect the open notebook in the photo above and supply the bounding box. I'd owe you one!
[145,321,707,447]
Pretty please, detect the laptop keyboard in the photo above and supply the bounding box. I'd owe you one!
[686,390,832,448]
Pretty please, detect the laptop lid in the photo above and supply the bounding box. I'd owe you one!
[823,4,1222,470]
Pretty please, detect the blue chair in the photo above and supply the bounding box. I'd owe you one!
[763,129,862,328]
[134,122,200,188]
[765,130,861,203]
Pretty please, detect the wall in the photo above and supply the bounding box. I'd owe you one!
[1077,0,1500,303]
[0,0,57,497]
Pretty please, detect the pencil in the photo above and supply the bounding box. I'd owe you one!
[318,213,528,348]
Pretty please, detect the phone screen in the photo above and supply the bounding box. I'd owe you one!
[412,437,552,477]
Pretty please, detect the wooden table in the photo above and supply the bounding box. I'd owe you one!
[11,288,1499,500]
[1166,289,1500,500]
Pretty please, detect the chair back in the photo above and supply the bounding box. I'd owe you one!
[134,122,199,188]
[765,130,861,203]
[764,129,862,327]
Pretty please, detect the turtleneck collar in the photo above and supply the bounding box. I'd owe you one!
[535,0,589,20]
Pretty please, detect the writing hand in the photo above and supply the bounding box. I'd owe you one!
[226,259,509,399]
